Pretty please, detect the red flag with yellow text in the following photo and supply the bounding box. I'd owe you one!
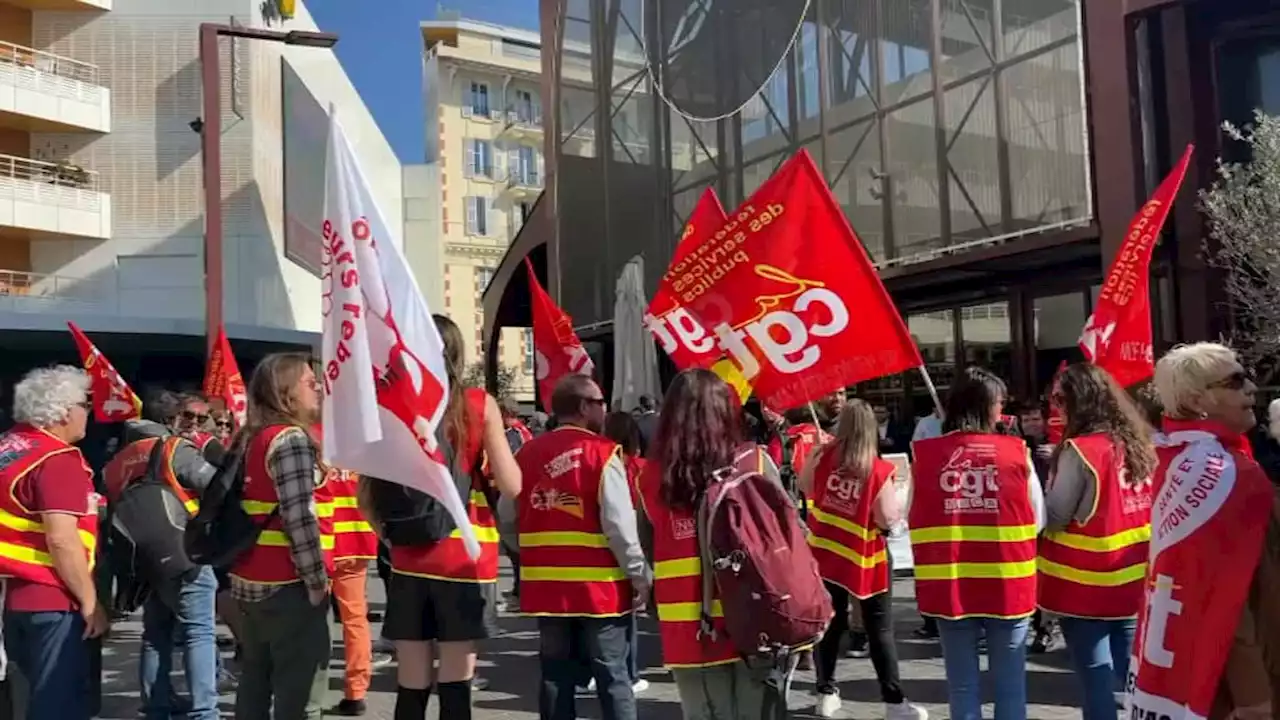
[646,188,729,371]
[1080,145,1193,388]
[67,321,142,423]
[526,259,595,411]
[667,150,921,411]
[203,324,247,428]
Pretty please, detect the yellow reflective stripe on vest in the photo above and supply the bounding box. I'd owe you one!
[333,520,374,535]
[914,560,1037,580]
[257,530,336,550]
[0,542,57,568]
[471,490,489,508]
[654,556,702,580]
[808,507,876,541]
[449,525,500,542]
[332,496,360,509]
[909,524,1038,544]
[521,566,628,582]
[656,600,724,622]
[1036,557,1146,587]
[519,531,610,548]
[0,509,97,555]
[316,501,335,518]
[242,500,277,515]
[808,536,886,569]
[1044,525,1150,553]
[183,499,200,514]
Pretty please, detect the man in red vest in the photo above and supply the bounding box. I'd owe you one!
[106,390,223,720]
[0,365,108,720]
[507,374,649,720]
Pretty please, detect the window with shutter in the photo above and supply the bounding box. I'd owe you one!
[523,328,535,374]
[462,82,473,118]
[477,140,492,178]
[464,139,477,178]
[465,196,479,235]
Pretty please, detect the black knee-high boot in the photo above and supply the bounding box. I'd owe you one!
[436,680,473,720]
[394,686,430,720]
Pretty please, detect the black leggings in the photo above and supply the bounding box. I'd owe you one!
[815,581,904,703]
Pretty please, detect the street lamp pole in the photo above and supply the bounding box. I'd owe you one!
[199,22,337,356]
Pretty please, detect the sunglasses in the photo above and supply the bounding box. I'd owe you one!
[1208,368,1254,391]
[183,410,211,423]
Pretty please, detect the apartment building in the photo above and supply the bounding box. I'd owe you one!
[418,16,553,402]
[0,0,400,387]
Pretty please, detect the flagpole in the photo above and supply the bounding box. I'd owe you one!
[917,366,944,416]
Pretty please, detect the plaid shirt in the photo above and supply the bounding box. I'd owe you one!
[231,426,328,603]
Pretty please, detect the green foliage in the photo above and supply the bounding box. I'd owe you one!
[463,361,518,401]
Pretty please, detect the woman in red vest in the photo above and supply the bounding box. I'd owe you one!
[908,367,1045,720]
[1038,362,1155,720]
[636,368,783,718]
[799,399,926,720]
[374,314,522,720]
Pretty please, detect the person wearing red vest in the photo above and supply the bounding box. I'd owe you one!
[0,365,107,720]
[1127,344,1276,720]
[228,353,336,720]
[314,429,379,717]
[603,410,650,697]
[380,314,521,720]
[103,389,222,720]
[507,374,648,720]
[1036,363,1156,720]
[799,399,926,720]
[909,367,1045,720]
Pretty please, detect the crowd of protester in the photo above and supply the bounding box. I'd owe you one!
[0,330,1278,720]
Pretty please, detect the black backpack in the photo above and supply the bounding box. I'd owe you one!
[107,439,198,611]
[183,432,276,568]
[370,424,472,547]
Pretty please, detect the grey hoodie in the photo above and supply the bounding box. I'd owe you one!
[121,419,218,494]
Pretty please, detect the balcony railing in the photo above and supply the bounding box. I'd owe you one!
[504,170,543,191]
[502,106,543,130]
[0,268,105,305]
[0,40,100,87]
[0,153,104,215]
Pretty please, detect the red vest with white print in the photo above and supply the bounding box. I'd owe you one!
[806,448,892,599]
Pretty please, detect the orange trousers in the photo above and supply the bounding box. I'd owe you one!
[332,558,372,701]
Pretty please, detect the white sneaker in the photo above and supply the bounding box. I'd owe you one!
[632,678,649,694]
[815,690,842,718]
[575,678,596,694]
[884,700,928,720]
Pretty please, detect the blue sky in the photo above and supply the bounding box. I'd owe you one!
[308,0,540,163]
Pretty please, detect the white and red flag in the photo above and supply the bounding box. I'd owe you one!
[203,324,247,428]
[1080,145,1193,387]
[67,321,142,423]
[526,258,595,411]
[319,111,478,559]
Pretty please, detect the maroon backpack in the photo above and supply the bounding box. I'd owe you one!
[696,446,833,657]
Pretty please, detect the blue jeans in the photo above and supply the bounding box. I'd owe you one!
[627,613,639,683]
[936,616,1031,720]
[1059,617,1135,720]
[538,615,636,720]
[139,566,220,720]
[3,610,90,720]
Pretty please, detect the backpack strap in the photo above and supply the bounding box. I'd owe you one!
[695,446,763,644]
[144,437,171,485]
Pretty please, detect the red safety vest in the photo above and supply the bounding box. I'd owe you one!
[806,447,892,599]
[1038,433,1152,619]
[390,388,500,582]
[517,425,629,617]
[909,432,1038,620]
[1127,424,1273,720]
[327,468,378,562]
[512,420,534,444]
[189,432,215,453]
[102,436,200,514]
[230,425,335,585]
[0,426,100,586]
[635,450,760,668]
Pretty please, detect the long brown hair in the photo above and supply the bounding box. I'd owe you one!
[237,352,315,447]
[651,369,742,512]
[433,314,472,450]
[1054,362,1156,483]
[831,399,878,480]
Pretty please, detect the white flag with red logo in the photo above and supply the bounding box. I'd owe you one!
[320,111,478,559]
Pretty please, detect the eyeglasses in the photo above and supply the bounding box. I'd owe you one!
[1208,368,1254,391]
[183,410,211,423]
[77,401,92,410]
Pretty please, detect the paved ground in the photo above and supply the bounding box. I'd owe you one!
[94,562,1091,719]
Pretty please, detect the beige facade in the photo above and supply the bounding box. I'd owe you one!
[419,17,550,401]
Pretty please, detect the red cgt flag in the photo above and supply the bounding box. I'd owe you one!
[526,259,595,412]
[646,188,730,371]
[1080,145,1193,388]
[203,324,247,428]
[67,322,142,423]
[668,149,922,411]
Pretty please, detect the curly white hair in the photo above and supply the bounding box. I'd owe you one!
[12,365,90,428]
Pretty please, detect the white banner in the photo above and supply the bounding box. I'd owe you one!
[320,110,478,558]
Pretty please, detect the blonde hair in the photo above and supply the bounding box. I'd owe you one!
[1153,343,1240,418]
[831,399,878,480]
